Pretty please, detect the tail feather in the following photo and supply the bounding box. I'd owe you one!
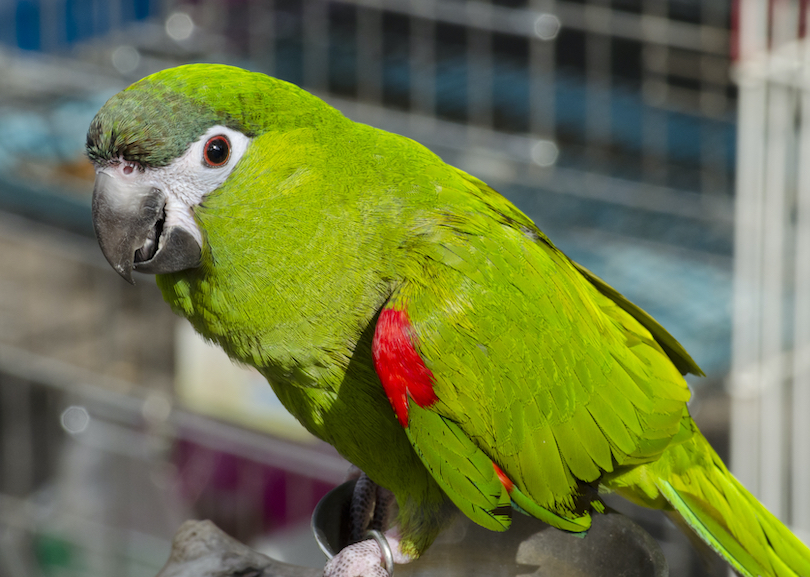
[658,479,770,576]
[652,431,810,577]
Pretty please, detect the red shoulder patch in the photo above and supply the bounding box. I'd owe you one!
[372,307,438,428]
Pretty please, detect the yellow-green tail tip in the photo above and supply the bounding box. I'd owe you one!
[654,431,810,577]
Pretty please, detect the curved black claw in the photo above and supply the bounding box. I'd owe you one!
[370,486,395,533]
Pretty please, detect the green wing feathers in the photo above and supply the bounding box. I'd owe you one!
[573,263,704,377]
[384,167,810,576]
[381,168,694,530]
[405,403,513,532]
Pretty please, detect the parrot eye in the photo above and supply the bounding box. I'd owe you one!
[203,135,231,167]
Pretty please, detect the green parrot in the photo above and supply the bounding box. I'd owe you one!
[87,63,809,577]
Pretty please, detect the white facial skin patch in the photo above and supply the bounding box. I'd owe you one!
[95,125,251,248]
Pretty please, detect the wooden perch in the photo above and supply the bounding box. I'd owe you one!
[154,520,320,577]
[155,505,670,577]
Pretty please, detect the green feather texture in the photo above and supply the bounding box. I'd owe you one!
[88,64,809,574]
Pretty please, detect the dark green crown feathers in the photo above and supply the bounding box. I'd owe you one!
[86,63,340,168]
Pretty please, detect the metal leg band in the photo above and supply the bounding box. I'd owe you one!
[365,530,394,577]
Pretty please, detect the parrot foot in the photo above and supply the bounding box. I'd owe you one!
[324,530,411,577]
[326,473,405,576]
[349,473,395,542]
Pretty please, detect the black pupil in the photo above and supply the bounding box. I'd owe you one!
[207,138,228,165]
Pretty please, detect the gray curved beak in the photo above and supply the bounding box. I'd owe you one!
[91,171,201,284]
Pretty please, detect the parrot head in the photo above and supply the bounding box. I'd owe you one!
[86,63,335,283]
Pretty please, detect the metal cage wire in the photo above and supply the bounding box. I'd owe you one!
[731,0,810,544]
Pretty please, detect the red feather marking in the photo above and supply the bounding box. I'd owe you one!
[492,462,515,494]
[372,307,438,428]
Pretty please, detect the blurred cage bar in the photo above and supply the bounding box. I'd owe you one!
[0,1,741,576]
[235,0,736,205]
[731,0,810,546]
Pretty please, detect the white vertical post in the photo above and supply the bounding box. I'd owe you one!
[730,0,769,498]
[792,23,810,535]
[759,77,791,516]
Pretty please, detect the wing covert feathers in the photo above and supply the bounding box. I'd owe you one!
[371,169,698,534]
[573,262,704,377]
[403,402,513,531]
[370,169,809,575]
